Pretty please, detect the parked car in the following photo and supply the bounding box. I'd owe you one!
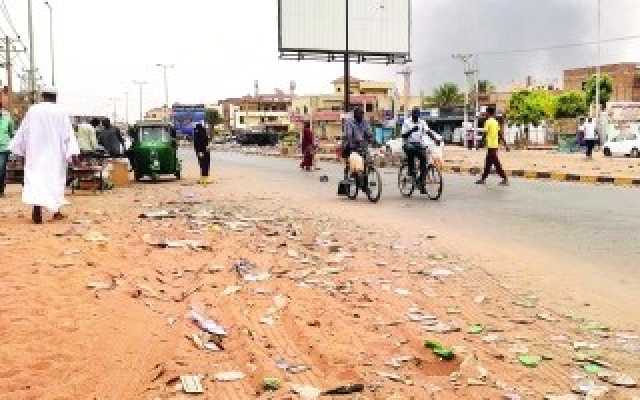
[603,133,640,158]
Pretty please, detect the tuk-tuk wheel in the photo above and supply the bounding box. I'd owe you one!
[134,171,143,182]
[151,173,158,183]
[175,169,181,180]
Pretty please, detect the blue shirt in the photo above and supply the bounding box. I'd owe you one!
[343,119,371,150]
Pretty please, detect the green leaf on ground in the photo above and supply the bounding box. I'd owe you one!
[584,364,602,374]
[518,354,542,368]
[468,324,484,334]
[433,347,455,360]
[424,340,443,350]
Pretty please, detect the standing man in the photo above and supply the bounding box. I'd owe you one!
[9,88,80,223]
[342,107,372,179]
[98,118,124,157]
[76,118,98,153]
[476,107,509,186]
[193,123,211,184]
[0,102,14,197]
[583,117,597,160]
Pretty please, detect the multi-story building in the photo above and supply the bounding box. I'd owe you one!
[290,76,400,143]
[564,63,640,102]
[219,93,292,133]
[144,106,170,122]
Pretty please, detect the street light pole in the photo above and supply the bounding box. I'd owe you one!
[132,80,148,122]
[156,64,174,123]
[595,0,602,139]
[124,91,129,125]
[44,1,55,87]
[27,0,36,103]
[108,97,118,124]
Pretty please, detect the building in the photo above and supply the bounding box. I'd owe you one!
[219,93,292,134]
[564,63,640,102]
[145,106,170,122]
[290,76,401,144]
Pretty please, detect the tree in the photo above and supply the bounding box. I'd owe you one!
[432,82,464,108]
[477,80,496,94]
[507,89,556,127]
[584,74,613,110]
[555,91,588,118]
[205,109,224,135]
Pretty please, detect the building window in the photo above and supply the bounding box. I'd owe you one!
[268,116,277,122]
[303,105,308,114]
[239,116,245,124]
[261,117,266,123]
[365,103,373,113]
[337,87,341,92]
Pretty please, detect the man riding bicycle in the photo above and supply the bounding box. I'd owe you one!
[401,107,441,193]
[342,106,372,179]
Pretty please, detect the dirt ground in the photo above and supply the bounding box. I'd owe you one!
[1,162,639,399]
[443,146,640,178]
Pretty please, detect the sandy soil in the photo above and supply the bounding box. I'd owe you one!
[0,163,639,399]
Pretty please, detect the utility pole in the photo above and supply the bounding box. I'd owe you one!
[132,80,148,122]
[595,0,602,142]
[397,67,412,116]
[108,97,118,124]
[5,36,12,115]
[474,55,480,149]
[343,0,350,114]
[124,91,129,125]
[155,64,174,123]
[44,1,55,87]
[27,0,36,103]
[452,53,477,147]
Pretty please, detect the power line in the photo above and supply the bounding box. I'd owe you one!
[0,0,26,47]
[476,34,640,56]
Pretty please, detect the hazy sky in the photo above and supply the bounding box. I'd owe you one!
[3,0,639,119]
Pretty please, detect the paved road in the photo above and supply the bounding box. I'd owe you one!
[199,151,640,326]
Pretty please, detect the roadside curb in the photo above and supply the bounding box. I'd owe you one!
[232,150,640,187]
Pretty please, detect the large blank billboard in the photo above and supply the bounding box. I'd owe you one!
[278,0,410,57]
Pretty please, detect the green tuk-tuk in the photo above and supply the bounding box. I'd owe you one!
[130,121,182,182]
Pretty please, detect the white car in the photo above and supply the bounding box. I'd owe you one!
[603,134,640,158]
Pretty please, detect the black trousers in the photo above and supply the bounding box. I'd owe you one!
[0,152,8,194]
[481,148,507,180]
[585,139,596,157]
[197,151,211,177]
[404,144,427,182]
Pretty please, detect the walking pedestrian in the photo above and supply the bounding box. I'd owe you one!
[476,107,509,186]
[193,123,211,184]
[0,103,14,197]
[9,87,80,223]
[300,121,315,172]
[583,117,597,160]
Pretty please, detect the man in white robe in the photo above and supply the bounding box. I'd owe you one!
[9,88,79,224]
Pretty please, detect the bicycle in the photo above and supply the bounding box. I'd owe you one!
[342,147,382,203]
[397,146,443,201]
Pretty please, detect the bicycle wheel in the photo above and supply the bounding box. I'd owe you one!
[366,167,382,203]
[398,163,415,197]
[347,175,359,200]
[424,165,443,201]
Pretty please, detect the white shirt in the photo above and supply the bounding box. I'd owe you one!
[584,122,596,140]
[402,119,430,144]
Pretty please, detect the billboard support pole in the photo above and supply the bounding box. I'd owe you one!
[344,0,349,113]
